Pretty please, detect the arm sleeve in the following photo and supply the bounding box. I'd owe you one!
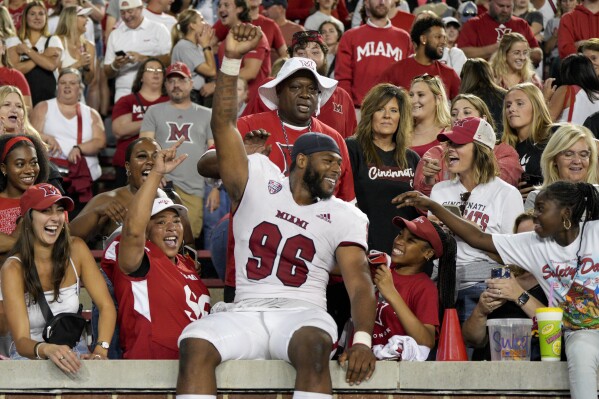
[111,96,133,120]
[521,21,540,48]
[491,233,535,273]
[413,145,445,196]
[334,34,353,95]
[140,107,157,132]
[557,13,577,58]
[272,23,286,50]
[213,20,228,42]
[156,24,172,54]
[456,21,477,48]
[498,187,525,233]
[494,143,523,187]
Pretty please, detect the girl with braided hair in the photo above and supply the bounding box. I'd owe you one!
[394,181,599,398]
[370,215,456,360]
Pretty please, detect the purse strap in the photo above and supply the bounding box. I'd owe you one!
[76,102,82,145]
[29,264,55,322]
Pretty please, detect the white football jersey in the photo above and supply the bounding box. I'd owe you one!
[233,155,369,309]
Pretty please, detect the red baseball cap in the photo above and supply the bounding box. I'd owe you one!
[20,183,75,215]
[392,216,443,258]
[437,117,496,149]
[166,62,192,79]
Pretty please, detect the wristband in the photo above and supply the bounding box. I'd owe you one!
[34,342,45,359]
[220,56,242,76]
[73,145,82,154]
[353,331,372,348]
[203,47,212,52]
[110,62,119,72]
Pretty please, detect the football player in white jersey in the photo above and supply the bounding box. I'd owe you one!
[175,24,377,399]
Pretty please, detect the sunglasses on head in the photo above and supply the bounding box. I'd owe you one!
[459,191,471,216]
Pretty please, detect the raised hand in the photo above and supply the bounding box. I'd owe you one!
[243,129,272,156]
[422,157,441,185]
[197,24,215,48]
[224,23,263,59]
[154,137,188,176]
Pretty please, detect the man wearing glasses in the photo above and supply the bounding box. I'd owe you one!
[140,62,214,242]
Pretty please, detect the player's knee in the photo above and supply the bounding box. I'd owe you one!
[179,338,222,375]
[289,327,332,372]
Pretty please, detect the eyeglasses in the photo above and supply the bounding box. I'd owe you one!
[509,50,529,57]
[459,191,471,216]
[413,73,436,81]
[559,150,591,160]
[145,67,163,73]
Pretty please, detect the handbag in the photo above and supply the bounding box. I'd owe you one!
[32,265,86,348]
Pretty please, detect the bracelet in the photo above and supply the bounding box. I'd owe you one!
[202,47,212,52]
[34,342,44,359]
[73,145,82,154]
[110,62,119,72]
[220,56,242,76]
[353,331,372,348]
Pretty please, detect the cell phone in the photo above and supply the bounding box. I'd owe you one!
[183,245,198,264]
[444,204,462,217]
[115,50,126,57]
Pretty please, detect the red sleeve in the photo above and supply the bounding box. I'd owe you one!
[411,279,440,328]
[521,21,539,48]
[332,0,349,26]
[494,143,523,187]
[413,144,445,197]
[1,69,31,96]
[448,69,461,100]
[456,20,478,48]
[271,21,286,50]
[240,88,270,117]
[286,0,312,22]
[557,12,577,58]
[237,117,251,135]
[213,20,229,42]
[111,95,135,120]
[379,63,398,87]
[334,33,353,96]
[244,35,269,61]
[341,87,357,138]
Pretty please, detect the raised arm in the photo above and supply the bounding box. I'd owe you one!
[211,24,263,209]
[392,191,499,255]
[118,139,187,274]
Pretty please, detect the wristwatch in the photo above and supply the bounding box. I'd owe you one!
[516,291,530,306]
[96,341,110,350]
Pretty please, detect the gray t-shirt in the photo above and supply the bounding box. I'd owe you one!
[171,39,207,91]
[141,102,213,196]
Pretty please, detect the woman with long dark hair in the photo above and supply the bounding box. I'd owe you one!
[0,183,115,371]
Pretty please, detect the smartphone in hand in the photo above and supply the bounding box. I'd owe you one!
[115,50,127,57]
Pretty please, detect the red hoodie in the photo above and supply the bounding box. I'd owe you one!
[558,4,599,58]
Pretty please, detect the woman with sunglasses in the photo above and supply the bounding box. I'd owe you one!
[429,117,523,322]
[409,74,451,158]
[524,124,598,210]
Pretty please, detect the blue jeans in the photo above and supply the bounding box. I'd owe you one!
[210,214,230,281]
[456,282,487,323]
[203,186,230,249]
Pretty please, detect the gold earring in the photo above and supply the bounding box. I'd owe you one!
[563,218,572,230]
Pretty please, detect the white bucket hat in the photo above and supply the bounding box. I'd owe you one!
[258,57,337,116]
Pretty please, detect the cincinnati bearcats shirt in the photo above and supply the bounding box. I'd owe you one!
[430,178,523,281]
[102,239,211,359]
[372,272,439,347]
[233,154,368,309]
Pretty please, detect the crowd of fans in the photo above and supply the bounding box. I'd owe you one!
[0,0,598,396]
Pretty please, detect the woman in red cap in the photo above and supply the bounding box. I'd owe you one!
[369,215,456,360]
[429,117,523,323]
[0,182,115,372]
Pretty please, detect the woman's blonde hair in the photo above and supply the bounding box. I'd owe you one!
[0,85,40,137]
[491,32,535,86]
[354,83,413,168]
[445,141,499,184]
[18,1,50,41]
[540,124,598,188]
[54,6,82,43]
[451,93,497,131]
[501,83,552,148]
[0,5,16,38]
[410,74,451,129]
[171,9,202,50]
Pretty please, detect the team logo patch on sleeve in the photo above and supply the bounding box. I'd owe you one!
[268,180,283,194]
[316,213,332,223]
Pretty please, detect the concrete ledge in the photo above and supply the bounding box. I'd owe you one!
[0,359,583,395]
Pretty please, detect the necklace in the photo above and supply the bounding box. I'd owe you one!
[277,110,311,172]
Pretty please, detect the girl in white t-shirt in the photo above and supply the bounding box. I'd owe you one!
[394,181,599,399]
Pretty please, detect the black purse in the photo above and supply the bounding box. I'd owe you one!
[33,267,86,348]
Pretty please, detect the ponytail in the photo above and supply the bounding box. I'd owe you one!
[430,221,457,320]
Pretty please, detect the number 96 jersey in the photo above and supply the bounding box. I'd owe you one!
[233,154,369,309]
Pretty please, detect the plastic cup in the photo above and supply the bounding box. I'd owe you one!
[486,318,532,361]
[535,307,563,361]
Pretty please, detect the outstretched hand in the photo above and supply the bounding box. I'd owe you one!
[153,137,188,176]
[244,129,272,156]
[391,191,436,212]
[224,23,263,59]
[338,344,376,386]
